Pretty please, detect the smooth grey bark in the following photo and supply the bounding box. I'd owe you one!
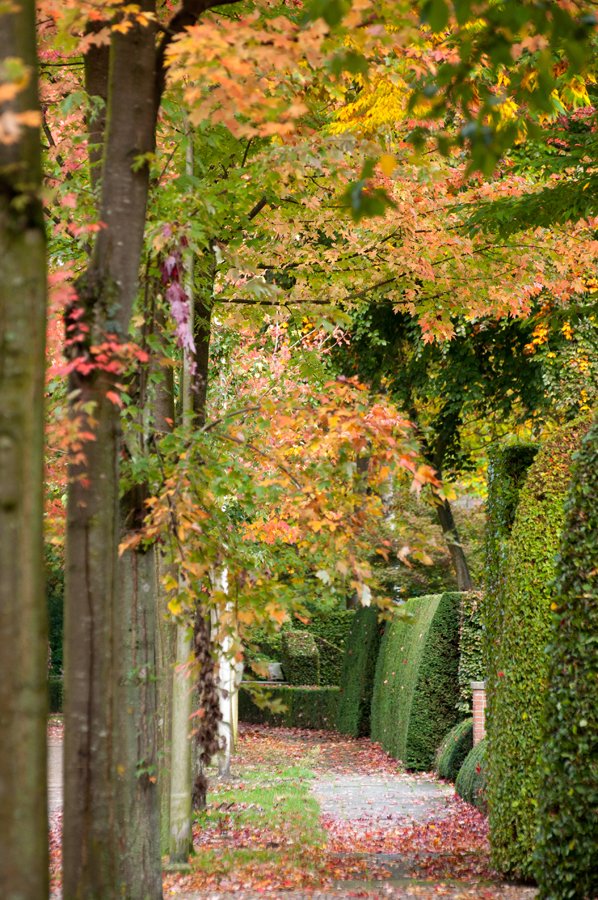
[169,241,217,859]
[0,4,48,898]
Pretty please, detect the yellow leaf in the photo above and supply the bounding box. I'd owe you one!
[378,154,396,176]
[167,598,182,616]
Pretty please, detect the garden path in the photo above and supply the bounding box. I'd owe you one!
[48,722,536,899]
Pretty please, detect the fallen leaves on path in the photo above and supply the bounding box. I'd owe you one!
[49,721,534,898]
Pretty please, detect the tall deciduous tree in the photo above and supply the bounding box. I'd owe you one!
[0,2,48,897]
[62,2,240,896]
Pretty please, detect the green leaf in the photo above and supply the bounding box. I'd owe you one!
[421,0,450,32]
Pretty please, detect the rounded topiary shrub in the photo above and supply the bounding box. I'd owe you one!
[535,420,598,900]
[337,606,383,737]
[486,422,588,881]
[371,593,461,770]
[435,718,473,782]
[456,739,487,813]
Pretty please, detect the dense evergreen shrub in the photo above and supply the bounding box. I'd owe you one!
[457,592,484,715]
[291,610,355,685]
[247,627,283,661]
[245,611,354,684]
[336,607,383,737]
[46,545,64,674]
[281,630,320,685]
[456,739,487,813]
[48,675,63,713]
[239,685,339,730]
[435,718,473,782]
[486,424,587,880]
[535,421,598,900]
[371,593,461,770]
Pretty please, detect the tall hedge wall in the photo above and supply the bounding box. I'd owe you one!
[535,421,598,899]
[484,442,538,676]
[239,685,340,730]
[371,593,461,771]
[336,606,383,737]
[486,423,587,880]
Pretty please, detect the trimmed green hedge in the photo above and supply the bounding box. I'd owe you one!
[238,685,340,730]
[371,593,461,771]
[291,610,355,685]
[245,611,355,685]
[484,442,538,675]
[48,675,63,713]
[456,739,487,813]
[535,421,598,899]
[336,607,383,737]
[435,718,473,782]
[281,630,320,685]
[457,592,484,715]
[486,423,587,880]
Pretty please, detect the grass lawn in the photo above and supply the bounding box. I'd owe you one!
[165,746,328,894]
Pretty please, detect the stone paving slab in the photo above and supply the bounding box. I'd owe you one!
[48,736,63,819]
[312,772,454,821]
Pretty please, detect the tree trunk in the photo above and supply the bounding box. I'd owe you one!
[63,6,160,897]
[436,497,474,591]
[168,616,194,862]
[114,546,162,899]
[150,335,177,855]
[0,4,48,897]
[156,549,176,855]
[407,405,474,592]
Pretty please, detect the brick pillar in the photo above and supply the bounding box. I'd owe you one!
[471,681,486,745]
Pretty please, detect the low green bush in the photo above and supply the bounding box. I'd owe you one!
[48,675,63,713]
[457,592,484,715]
[456,739,487,813]
[535,421,598,900]
[336,607,383,737]
[486,423,587,880]
[435,718,473,782]
[238,685,340,730]
[281,630,320,685]
[371,593,461,770]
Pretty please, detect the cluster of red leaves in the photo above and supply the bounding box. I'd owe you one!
[324,799,492,882]
[49,811,62,897]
